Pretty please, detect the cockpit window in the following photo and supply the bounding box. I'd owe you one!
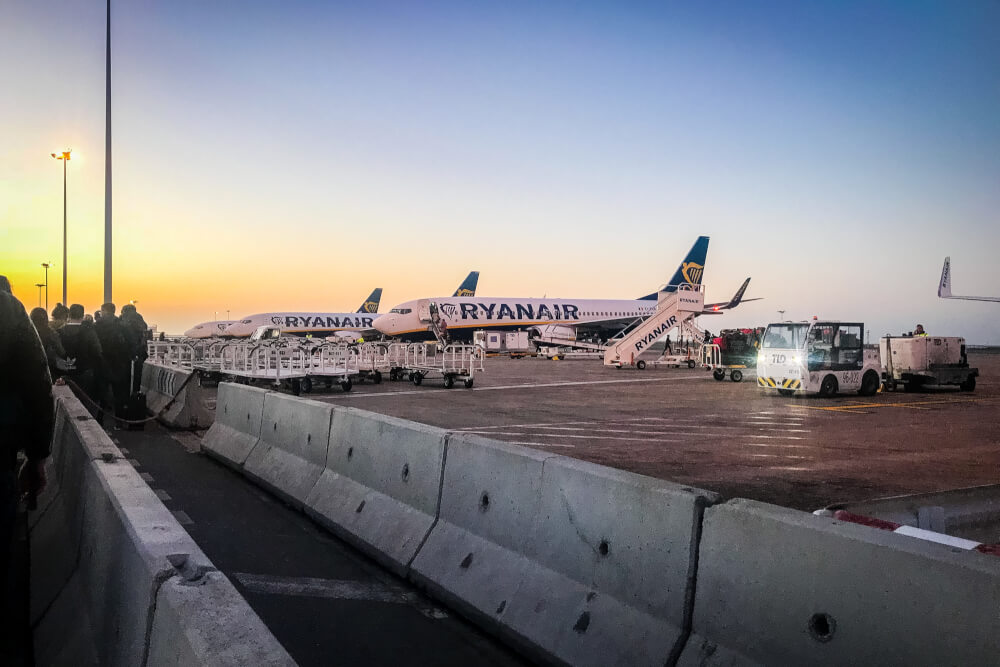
[390,308,412,314]
[242,319,252,324]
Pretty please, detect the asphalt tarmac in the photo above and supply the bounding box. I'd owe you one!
[307,352,1000,511]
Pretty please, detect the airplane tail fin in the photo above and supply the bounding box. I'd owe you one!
[938,257,952,298]
[357,288,383,313]
[638,235,710,300]
[453,271,480,297]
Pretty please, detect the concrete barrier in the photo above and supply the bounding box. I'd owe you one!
[202,382,268,469]
[678,499,1000,666]
[31,386,294,666]
[409,434,550,647]
[410,434,718,666]
[141,361,215,429]
[305,408,447,577]
[242,392,333,508]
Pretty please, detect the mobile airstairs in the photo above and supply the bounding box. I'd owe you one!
[603,285,705,369]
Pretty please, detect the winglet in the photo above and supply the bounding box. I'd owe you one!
[357,288,383,313]
[938,257,952,298]
[725,277,752,308]
[453,271,480,297]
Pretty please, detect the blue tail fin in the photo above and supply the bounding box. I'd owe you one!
[357,288,382,313]
[453,271,480,297]
[638,236,710,300]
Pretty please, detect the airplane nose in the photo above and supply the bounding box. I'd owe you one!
[373,315,394,335]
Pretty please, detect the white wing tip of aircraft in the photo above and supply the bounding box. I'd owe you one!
[938,256,952,298]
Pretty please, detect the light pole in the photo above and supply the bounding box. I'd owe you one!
[226,310,230,320]
[41,263,50,310]
[35,283,45,308]
[50,150,71,305]
[778,309,786,321]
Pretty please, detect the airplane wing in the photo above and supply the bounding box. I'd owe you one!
[938,257,1000,302]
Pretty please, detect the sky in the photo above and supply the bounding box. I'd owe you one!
[2,0,998,340]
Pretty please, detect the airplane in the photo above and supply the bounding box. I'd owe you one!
[221,288,384,338]
[184,320,237,339]
[938,257,1000,302]
[220,271,481,339]
[374,237,758,343]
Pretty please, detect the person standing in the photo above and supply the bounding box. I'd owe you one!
[58,304,104,413]
[120,304,148,394]
[95,303,131,418]
[50,303,69,330]
[0,277,53,591]
[29,308,67,379]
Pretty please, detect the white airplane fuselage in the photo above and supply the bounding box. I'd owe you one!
[184,320,237,339]
[374,297,661,341]
[222,312,378,338]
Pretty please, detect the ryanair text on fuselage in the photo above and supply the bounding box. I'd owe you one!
[438,302,580,321]
[271,315,375,329]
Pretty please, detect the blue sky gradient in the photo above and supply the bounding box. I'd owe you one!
[2,1,998,339]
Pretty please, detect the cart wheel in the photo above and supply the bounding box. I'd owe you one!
[713,369,725,381]
[730,369,743,383]
[687,360,696,369]
[960,376,976,392]
[464,378,474,388]
[444,375,455,389]
[858,370,879,396]
[291,379,301,396]
[885,379,897,392]
[301,377,313,394]
[373,371,382,384]
[636,360,647,370]
[341,378,352,392]
[412,373,423,386]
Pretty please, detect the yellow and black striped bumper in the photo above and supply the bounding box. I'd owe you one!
[758,377,802,390]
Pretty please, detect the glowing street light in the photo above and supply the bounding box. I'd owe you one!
[50,150,71,305]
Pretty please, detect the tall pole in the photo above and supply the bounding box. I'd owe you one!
[42,263,50,310]
[63,157,67,305]
[35,284,45,308]
[104,0,113,304]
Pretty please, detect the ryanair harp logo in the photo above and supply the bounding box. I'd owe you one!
[455,289,475,297]
[681,262,704,285]
[361,301,378,313]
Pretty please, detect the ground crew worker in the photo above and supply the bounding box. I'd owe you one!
[0,277,54,592]
[914,324,927,336]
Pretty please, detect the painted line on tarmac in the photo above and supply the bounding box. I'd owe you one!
[488,424,811,434]
[234,573,449,620]
[460,431,692,443]
[790,396,991,413]
[491,440,577,449]
[750,454,809,460]
[319,375,709,399]
[743,442,816,450]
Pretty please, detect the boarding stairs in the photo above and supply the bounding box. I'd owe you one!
[603,285,704,368]
[417,300,452,346]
